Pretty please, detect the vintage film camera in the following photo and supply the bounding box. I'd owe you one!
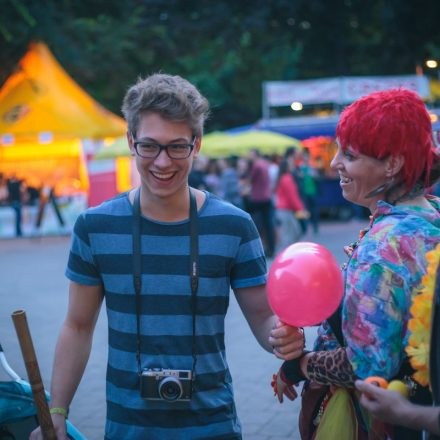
[141,368,193,402]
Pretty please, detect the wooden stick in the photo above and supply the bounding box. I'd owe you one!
[12,310,57,440]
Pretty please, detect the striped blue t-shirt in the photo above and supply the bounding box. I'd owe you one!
[66,191,267,439]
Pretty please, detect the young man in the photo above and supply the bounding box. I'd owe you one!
[31,74,304,440]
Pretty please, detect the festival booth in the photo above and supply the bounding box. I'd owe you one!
[89,136,139,206]
[0,42,126,237]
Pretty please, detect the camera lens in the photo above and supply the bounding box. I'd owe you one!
[158,377,183,401]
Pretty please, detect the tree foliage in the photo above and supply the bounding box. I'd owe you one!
[1,0,440,131]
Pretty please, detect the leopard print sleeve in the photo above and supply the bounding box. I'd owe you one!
[305,348,357,387]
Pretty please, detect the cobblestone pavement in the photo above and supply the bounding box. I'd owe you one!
[0,219,367,439]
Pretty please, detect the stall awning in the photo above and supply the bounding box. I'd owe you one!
[0,42,126,142]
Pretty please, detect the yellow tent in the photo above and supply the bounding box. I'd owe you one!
[0,41,126,140]
[0,42,127,194]
[202,130,302,157]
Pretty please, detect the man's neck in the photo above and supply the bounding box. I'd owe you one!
[130,186,203,222]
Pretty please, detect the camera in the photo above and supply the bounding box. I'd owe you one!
[140,368,193,402]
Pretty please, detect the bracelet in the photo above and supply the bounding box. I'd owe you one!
[281,350,311,384]
[50,407,68,418]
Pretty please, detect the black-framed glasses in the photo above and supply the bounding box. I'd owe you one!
[132,135,196,159]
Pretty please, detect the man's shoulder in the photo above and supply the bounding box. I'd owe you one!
[74,193,131,235]
[83,192,131,217]
[203,192,250,219]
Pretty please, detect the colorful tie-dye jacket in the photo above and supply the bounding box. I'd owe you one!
[313,196,440,381]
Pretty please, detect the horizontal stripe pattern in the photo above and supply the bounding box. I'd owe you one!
[107,348,228,375]
[106,293,228,316]
[101,274,230,295]
[66,191,265,438]
[107,400,235,428]
[109,328,225,356]
[105,422,241,440]
[89,233,243,256]
[107,311,225,336]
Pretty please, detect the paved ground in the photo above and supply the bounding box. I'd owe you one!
[0,219,367,439]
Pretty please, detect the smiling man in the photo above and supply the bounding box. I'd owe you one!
[30,74,305,440]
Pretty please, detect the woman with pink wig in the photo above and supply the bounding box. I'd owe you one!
[273,89,440,439]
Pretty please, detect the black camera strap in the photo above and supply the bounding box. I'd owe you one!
[132,187,199,377]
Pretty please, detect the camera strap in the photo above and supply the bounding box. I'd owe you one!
[132,187,199,377]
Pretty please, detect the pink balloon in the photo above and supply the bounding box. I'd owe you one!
[267,242,343,327]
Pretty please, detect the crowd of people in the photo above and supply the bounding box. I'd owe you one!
[189,146,323,257]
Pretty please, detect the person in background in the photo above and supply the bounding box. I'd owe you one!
[274,157,308,254]
[30,73,304,440]
[188,155,208,190]
[0,173,8,204]
[297,149,320,234]
[219,155,244,209]
[204,158,221,195]
[237,156,252,213]
[248,148,276,258]
[267,153,280,195]
[284,147,307,235]
[7,174,26,237]
[273,89,440,439]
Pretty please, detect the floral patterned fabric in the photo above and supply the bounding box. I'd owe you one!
[313,196,440,380]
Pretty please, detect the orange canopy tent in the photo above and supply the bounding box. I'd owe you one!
[0,42,127,195]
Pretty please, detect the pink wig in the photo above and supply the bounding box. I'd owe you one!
[336,89,435,190]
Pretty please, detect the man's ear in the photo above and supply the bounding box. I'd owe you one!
[385,155,404,178]
[127,131,135,156]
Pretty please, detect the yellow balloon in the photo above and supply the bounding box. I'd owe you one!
[387,380,409,398]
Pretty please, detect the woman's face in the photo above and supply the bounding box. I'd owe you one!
[330,143,391,212]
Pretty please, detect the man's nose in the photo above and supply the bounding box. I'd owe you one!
[154,148,172,166]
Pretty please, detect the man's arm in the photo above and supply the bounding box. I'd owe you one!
[234,285,303,360]
[50,281,104,409]
[31,281,104,440]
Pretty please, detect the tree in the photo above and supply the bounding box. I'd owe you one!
[1,0,440,130]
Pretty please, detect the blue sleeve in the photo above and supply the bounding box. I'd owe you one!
[230,214,267,289]
[65,213,102,286]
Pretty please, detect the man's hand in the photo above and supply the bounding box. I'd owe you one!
[269,320,304,360]
[29,414,67,440]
